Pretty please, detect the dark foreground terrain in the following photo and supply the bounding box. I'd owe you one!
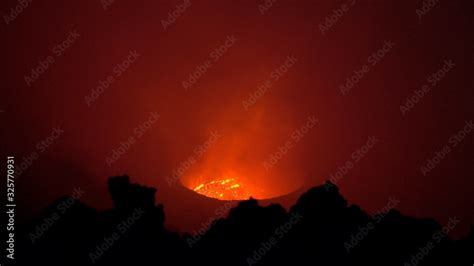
[15,176,473,266]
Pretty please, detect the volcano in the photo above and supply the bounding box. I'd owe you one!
[192,178,249,200]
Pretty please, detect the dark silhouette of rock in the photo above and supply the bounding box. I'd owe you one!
[15,176,473,266]
[108,175,157,210]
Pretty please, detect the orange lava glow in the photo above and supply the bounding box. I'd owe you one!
[178,107,305,201]
[193,178,251,200]
[181,169,301,201]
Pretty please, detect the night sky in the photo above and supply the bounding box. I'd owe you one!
[2,0,473,237]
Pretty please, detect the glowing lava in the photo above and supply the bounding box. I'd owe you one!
[192,178,252,200]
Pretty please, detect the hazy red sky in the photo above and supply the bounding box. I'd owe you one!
[2,0,473,237]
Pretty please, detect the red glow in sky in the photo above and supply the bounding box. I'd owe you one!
[2,0,473,238]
